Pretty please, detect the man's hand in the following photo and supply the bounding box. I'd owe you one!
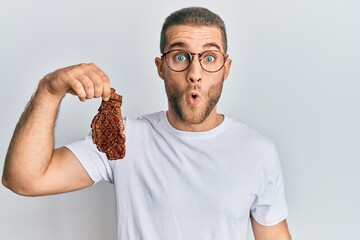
[41,63,111,102]
[2,63,110,196]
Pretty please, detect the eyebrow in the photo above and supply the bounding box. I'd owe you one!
[202,43,221,51]
[167,42,222,52]
[168,42,187,51]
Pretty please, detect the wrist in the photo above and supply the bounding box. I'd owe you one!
[34,78,64,107]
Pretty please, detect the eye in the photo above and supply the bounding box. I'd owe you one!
[204,54,215,63]
[175,53,187,62]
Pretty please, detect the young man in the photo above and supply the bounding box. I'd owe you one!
[2,7,291,240]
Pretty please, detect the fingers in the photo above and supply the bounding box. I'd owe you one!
[69,80,87,101]
[75,63,111,101]
[101,76,111,101]
[91,66,111,101]
[74,74,94,101]
[51,63,112,102]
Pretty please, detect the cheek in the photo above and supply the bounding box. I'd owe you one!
[208,81,224,96]
[202,73,225,91]
[164,72,186,88]
[164,79,182,98]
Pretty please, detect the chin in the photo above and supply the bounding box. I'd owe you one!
[179,105,211,125]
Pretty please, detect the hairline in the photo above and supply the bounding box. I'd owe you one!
[162,23,226,53]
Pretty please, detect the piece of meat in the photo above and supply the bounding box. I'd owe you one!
[91,88,126,160]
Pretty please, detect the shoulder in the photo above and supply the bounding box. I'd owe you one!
[124,111,163,127]
[226,116,275,149]
[225,116,278,169]
[123,111,165,134]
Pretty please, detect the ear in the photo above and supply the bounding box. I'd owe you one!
[155,57,165,80]
[223,58,232,81]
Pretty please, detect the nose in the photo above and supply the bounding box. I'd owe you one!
[186,55,202,84]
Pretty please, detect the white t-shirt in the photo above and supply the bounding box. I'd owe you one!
[66,111,288,240]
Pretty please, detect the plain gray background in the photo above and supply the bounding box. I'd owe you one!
[1,0,359,239]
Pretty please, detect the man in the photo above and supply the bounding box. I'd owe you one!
[2,7,291,240]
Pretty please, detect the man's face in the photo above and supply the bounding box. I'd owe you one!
[155,25,232,126]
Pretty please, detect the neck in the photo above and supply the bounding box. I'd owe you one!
[166,107,224,132]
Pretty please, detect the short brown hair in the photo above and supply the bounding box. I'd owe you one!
[160,7,228,53]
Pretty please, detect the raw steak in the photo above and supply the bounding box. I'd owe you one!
[91,88,125,160]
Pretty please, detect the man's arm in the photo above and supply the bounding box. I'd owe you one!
[2,63,111,196]
[251,216,291,240]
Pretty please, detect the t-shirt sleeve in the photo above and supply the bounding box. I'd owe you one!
[64,134,114,184]
[250,146,289,226]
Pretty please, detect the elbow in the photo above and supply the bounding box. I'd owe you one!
[2,174,10,189]
[2,174,39,197]
[1,173,13,191]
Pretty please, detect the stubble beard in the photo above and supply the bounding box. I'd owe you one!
[164,79,224,125]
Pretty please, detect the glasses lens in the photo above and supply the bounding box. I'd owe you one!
[164,50,226,72]
[200,51,225,72]
[165,50,191,72]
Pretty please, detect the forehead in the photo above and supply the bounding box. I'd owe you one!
[164,25,223,52]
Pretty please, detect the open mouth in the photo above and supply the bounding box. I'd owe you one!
[187,92,201,105]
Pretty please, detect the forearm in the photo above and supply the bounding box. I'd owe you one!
[252,217,291,240]
[254,233,291,240]
[2,79,64,193]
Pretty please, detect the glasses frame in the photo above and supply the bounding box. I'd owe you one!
[161,49,229,73]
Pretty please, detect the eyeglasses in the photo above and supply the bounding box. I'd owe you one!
[161,49,229,73]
